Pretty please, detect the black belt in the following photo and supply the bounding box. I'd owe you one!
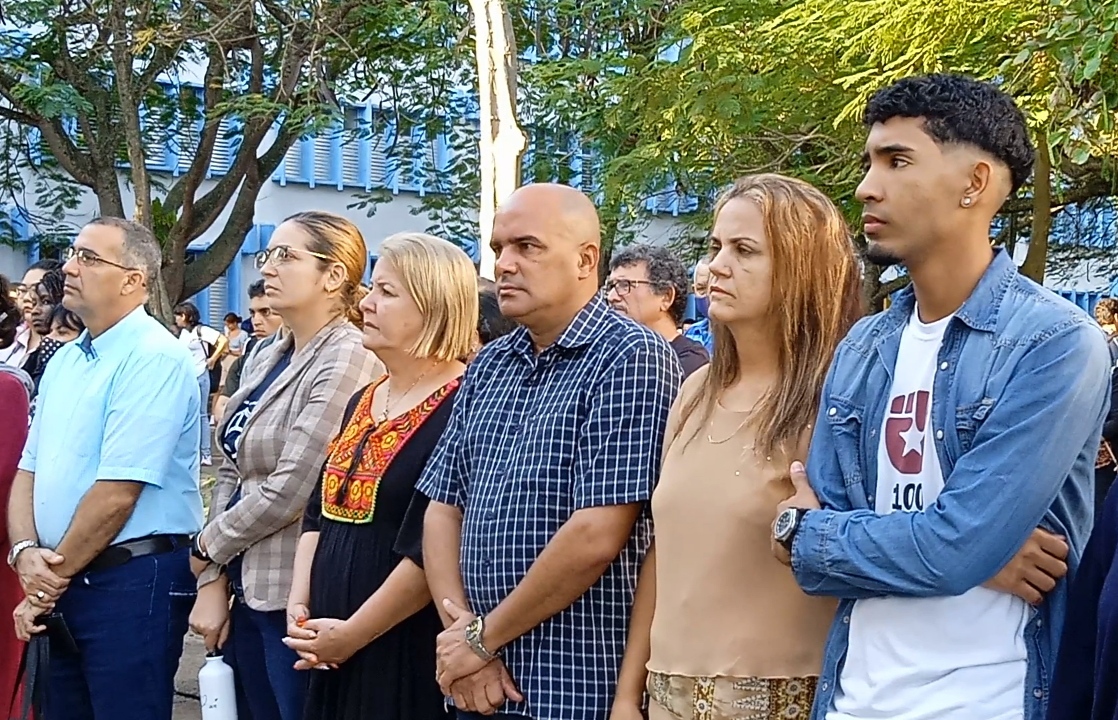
[84,534,190,574]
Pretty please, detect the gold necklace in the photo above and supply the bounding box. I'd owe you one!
[707,416,752,444]
[707,394,759,444]
[377,368,431,424]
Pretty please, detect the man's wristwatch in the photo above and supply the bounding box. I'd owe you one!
[190,533,209,563]
[464,616,498,662]
[7,539,38,568]
[773,508,809,553]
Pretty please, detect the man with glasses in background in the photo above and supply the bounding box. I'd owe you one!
[606,244,709,378]
[0,259,62,369]
[8,217,203,720]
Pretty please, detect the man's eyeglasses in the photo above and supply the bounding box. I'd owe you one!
[254,245,336,270]
[604,279,654,297]
[65,246,136,272]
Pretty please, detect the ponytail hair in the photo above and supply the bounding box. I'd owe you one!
[343,283,369,327]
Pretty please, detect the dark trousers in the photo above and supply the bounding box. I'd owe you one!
[1097,465,1116,523]
[43,547,195,720]
[224,593,306,720]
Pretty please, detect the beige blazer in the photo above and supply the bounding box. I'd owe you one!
[198,318,383,610]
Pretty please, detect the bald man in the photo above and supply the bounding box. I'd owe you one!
[419,183,682,720]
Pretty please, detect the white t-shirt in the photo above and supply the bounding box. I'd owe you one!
[828,308,1029,720]
[177,324,222,377]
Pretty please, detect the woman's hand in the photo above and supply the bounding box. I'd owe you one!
[282,617,361,667]
[190,580,231,652]
[609,699,647,720]
[286,602,314,640]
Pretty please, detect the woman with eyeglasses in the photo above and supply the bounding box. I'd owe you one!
[0,259,62,370]
[188,211,384,720]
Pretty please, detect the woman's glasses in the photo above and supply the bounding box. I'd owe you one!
[254,245,336,270]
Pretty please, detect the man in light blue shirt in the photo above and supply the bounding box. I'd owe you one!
[7,217,203,720]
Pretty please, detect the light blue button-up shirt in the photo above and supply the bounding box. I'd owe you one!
[792,249,1110,720]
[19,305,204,548]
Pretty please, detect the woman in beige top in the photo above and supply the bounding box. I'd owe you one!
[611,174,864,720]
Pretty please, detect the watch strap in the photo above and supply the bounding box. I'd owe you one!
[8,539,38,568]
[190,533,209,562]
[777,508,807,552]
[465,616,498,662]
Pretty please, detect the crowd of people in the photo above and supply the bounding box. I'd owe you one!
[0,72,1117,720]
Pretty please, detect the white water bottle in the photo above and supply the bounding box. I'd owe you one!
[198,653,238,720]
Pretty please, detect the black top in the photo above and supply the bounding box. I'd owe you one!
[670,333,710,379]
[301,379,458,720]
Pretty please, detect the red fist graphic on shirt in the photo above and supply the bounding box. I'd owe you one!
[884,390,929,474]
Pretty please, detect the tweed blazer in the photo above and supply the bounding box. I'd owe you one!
[198,318,383,610]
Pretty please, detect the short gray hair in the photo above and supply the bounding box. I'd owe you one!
[89,217,161,283]
[609,244,690,323]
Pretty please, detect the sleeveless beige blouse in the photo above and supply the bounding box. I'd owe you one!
[647,385,837,679]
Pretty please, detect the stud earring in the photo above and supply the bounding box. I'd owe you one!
[962,197,973,207]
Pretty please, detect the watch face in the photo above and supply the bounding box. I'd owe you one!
[773,509,794,540]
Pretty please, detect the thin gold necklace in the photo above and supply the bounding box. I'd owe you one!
[707,394,759,444]
[377,368,431,424]
[707,417,751,444]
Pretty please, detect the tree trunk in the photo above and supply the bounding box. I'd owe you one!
[147,268,177,328]
[472,0,524,280]
[1020,129,1051,283]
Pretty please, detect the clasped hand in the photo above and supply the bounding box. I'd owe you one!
[16,548,69,610]
[282,616,357,669]
[435,599,522,716]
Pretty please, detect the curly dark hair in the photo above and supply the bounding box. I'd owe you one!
[609,244,691,324]
[0,275,20,350]
[864,74,1035,193]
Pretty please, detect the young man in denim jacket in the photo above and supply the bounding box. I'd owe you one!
[771,75,1110,720]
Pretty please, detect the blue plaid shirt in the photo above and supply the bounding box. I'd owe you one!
[418,296,681,720]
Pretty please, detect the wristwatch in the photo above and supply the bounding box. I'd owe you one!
[190,533,209,562]
[7,539,38,568]
[464,616,498,662]
[773,508,808,553]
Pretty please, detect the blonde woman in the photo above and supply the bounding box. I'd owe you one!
[188,211,384,720]
[282,232,478,720]
[612,175,864,720]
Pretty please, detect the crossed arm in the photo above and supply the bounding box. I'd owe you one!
[791,325,1109,599]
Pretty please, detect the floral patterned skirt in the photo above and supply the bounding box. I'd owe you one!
[647,671,817,720]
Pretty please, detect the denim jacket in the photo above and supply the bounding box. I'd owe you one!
[791,249,1111,720]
